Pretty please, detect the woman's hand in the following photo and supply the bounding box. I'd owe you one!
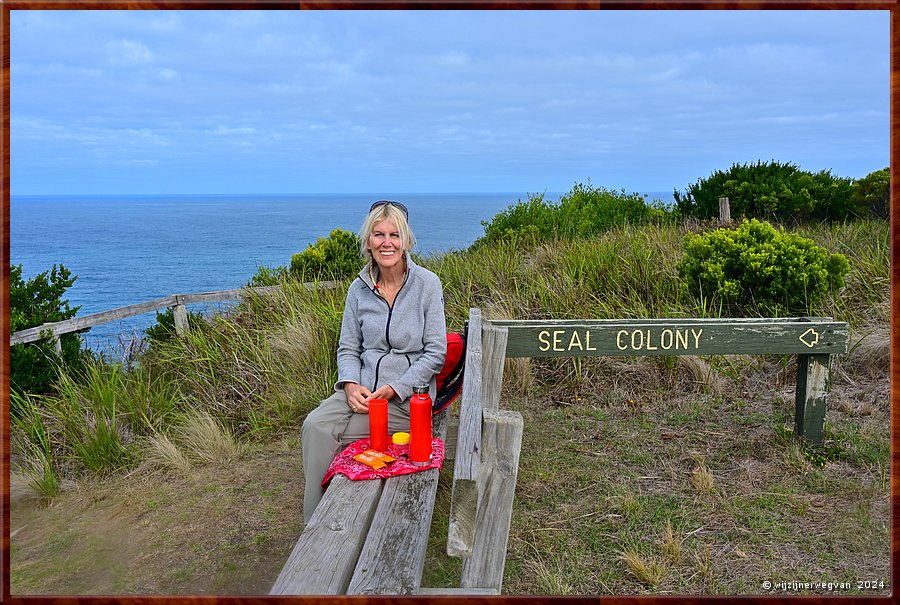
[367,384,398,402]
[343,382,372,413]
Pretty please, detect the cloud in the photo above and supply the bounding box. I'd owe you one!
[9,10,889,194]
[148,13,182,33]
[755,109,887,126]
[14,118,170,150]
[11,62,103,79]
[208,126,257,135]
[435,51,469,67]
[106,39,153,65]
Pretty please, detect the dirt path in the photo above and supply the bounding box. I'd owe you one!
[11,438,304,595]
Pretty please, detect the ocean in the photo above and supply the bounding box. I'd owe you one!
[10,191,674,354]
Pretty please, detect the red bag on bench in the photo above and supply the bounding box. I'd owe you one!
[434,332,465,415]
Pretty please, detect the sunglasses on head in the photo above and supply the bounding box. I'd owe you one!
[369,200,409,220]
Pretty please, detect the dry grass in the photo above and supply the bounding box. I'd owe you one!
[267,314,324,366]
[690,459,716,496]
[660,520,683,564]
[678,356,727,395]
[175,411,241,465]
[8,440,67,504]
[841,325,890,378]
[525,558,575,595]
[618,548,667,587]
[143,433,193,477]
[9,471,44,504]
[504,357,533,393]
[694,544,712,580]
[608,489,640,517]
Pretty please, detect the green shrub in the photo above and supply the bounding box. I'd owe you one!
[677,219,851,315]
[9,264,87,403]
[478,192,556,246]
[851,167,889,219]
[557,182,655,237]
[290,228,364,281]
[674,161,856,223]
[477,181,674,246]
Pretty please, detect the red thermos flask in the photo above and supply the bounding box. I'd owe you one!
[368,398,389,452]
[410,385,433,466]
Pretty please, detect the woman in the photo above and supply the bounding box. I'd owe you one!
[301,200,447,523]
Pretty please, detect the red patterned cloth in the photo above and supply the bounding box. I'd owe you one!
[321,437,445,486]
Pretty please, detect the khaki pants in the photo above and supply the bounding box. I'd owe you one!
[301,390,411,523]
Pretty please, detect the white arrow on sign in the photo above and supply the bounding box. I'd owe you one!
[799,328,820,348]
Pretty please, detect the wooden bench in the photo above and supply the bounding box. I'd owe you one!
[271,308,522,595]
[272,309,848,595]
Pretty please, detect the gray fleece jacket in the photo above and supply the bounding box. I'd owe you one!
[334,253,447,403]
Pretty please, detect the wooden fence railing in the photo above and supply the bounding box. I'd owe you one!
[9,281,340,357]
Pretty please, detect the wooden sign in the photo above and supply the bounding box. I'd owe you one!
[486,318,849,358]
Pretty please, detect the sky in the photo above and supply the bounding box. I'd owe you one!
[8,9,890,196]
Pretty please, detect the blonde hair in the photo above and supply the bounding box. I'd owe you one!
[359,202,416,259]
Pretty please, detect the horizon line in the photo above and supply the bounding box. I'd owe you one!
[8,188,676,198]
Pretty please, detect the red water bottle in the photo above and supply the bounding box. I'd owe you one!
[410,385,433,466]
[368,398,389,452]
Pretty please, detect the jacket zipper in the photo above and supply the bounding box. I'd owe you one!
[367,272,408,390]
[374,354,386,391]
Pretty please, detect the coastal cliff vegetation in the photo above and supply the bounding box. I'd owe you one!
[9,165,890,595]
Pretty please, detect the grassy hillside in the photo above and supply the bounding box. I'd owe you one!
[10,219,890,595]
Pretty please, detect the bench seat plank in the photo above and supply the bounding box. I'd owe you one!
[270,474,384,595]
[347,411,449,594]
[418,587,501,595]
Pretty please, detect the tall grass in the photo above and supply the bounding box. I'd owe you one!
[46,365,137,474]
[10,391,59,502]
[11,356,184,482]
[799,220,890,326]
[10,219,888,491]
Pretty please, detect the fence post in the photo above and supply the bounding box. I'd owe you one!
[173,296,189,336]
[50,330,64,362]
[719,197,731,224]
